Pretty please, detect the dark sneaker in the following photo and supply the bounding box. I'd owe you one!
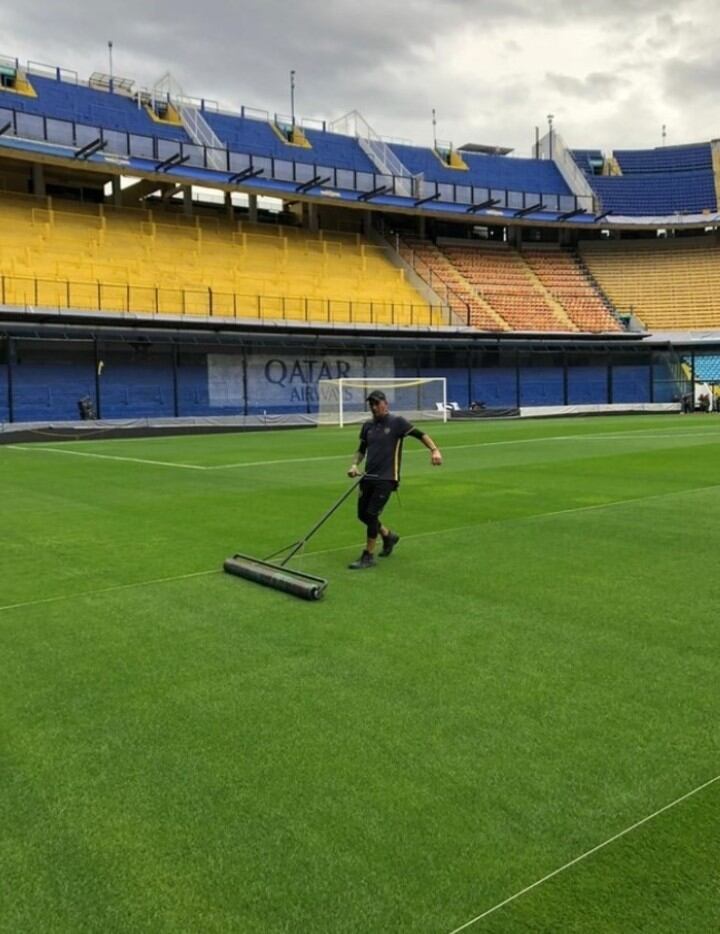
[348,551,376,570]
[380,532,399,558]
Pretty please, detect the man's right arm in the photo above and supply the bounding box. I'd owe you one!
[348,430,367,477]
[347,450,365,477]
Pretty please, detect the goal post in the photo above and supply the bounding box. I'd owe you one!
[317,377,448,427]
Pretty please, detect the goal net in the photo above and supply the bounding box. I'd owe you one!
[317,377,448,427]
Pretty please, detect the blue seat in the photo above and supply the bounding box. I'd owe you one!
[693,355,720,381]
[389,143,571,195]
[615,144,712,175]
[8,73,188,141]
[589,171,716,215]
[571,149,603,176]
[204,112,374,171]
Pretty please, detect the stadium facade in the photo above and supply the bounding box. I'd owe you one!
[1,53,719,429]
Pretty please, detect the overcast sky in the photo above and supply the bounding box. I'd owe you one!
[2,0,719,155]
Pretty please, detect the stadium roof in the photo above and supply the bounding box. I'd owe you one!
[458,142,513,156]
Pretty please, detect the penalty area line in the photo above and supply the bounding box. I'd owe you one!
[446,772,720,933]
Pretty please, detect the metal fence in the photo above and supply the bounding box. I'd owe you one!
[0,273,451,327]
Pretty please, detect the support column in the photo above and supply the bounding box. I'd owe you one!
[507,225,522,247]
[94,338,102,419]
[7,336,14,423]
[172,344,179,417]
[304,201,319,233]
[111,175,123,207]
[416,214,426,238]
[362,210,372,237]
[31,163,46,198]
[182,185,193,216]
[224,191,234,221]
[247,194,258,224]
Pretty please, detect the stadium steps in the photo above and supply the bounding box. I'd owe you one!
[401,237,508,331]
[440,243,571,332]
[520,247,622,333]
[514,252,578,331]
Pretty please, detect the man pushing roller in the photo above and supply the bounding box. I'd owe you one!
[347,389,442,570]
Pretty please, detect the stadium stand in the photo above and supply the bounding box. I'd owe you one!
[520,248,621,332]
[399,240,620,333]
[440,243,575,332]
[204,112,376,173]
[571,149,603,176]
[693,355,720,381]
[390,143,571,195]
[575,143,717,216]
[580,237,720,330]
[0,72,189,141]
[0,191,438,326]
[614,143,712,175]
[589,171,716,216]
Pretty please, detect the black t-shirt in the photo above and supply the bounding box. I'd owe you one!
[358,414,414,483]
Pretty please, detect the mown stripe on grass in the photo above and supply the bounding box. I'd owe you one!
[446,772,720,933]
[4,480,720,615]
[209,429,720,470]
[5,427,719,472]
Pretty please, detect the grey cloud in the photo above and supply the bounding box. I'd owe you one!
[545,71,628,102]
[663,56,720,103]
[0,0,716,154]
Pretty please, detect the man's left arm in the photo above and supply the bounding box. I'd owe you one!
[408,426,442,466]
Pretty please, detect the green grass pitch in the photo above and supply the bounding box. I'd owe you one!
[2,414,719,933]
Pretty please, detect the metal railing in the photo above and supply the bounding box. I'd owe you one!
[0,273,453,328]
[393,237,474,326]
[329,111,415,198]
[537,130,596,207]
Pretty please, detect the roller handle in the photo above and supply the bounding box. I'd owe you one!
[278,476,364,566]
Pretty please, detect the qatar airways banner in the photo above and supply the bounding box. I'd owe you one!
[208,353,394,409]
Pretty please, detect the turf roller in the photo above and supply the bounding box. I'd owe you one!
[223,553,328,601]
[223,476,364,600]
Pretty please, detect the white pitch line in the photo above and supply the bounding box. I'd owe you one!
[0,568,220,614]
[206,429,720,471]
[7,445,208,470]
[208,452,351,470]
[446,772,720,933]
[5,428,720,473]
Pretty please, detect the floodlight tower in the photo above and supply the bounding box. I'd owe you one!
[547,113,554,159]
[290,69,296,131]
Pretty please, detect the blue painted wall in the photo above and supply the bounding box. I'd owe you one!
[1,346,677,422]
[10,347,96,421]
[0,363,8,421]
[568,365,607,404]
[612,365,650,403]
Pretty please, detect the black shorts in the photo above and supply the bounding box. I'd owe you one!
[358,477,396,524]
